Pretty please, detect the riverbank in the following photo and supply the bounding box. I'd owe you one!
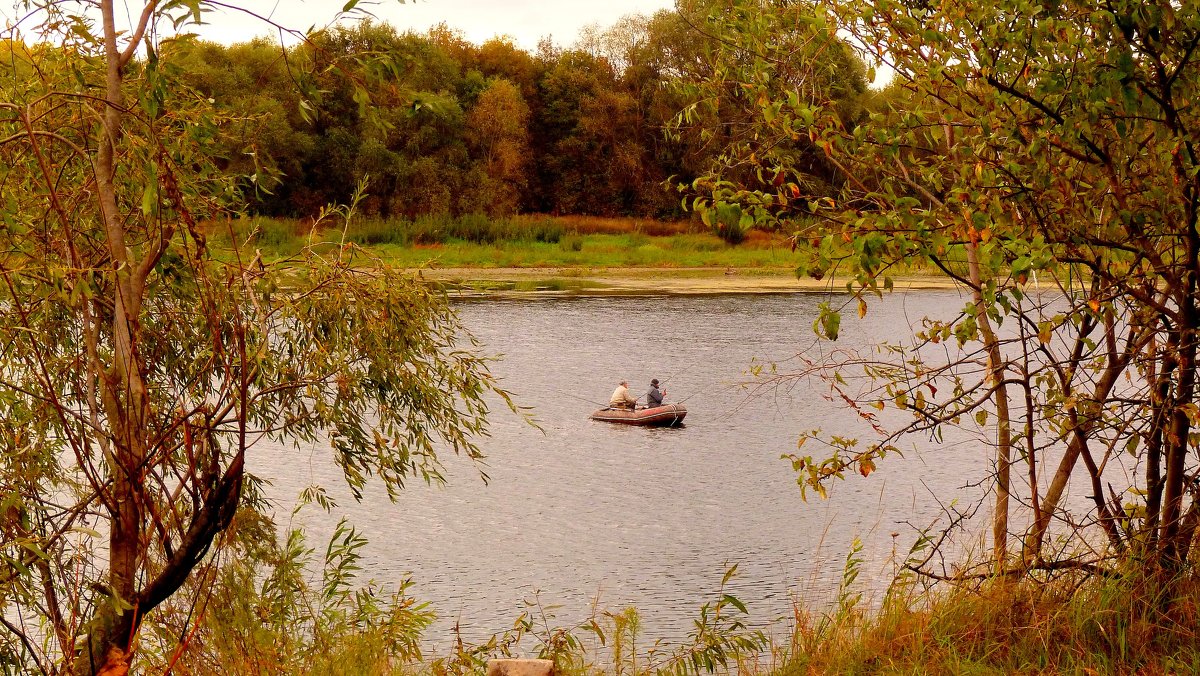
[417,266,959,296]
[207,215,968,294]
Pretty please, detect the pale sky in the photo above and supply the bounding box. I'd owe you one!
[1,1,677,49]
[3,2,892,85]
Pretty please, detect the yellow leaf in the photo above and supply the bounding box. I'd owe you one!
[1038,322,1052,344]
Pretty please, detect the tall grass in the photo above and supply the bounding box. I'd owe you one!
[429,546,1200,675]
[339,214,567,247]
[204,215,970,277]
[366,234,797,269]
[208,214,572,254]
[517,214,696,237]
[140,508,1200,676]
[205,216,308,256]
[776,570,1200,675]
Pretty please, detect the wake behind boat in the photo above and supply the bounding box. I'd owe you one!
[590,403,687,427]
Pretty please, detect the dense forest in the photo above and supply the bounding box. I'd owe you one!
[169,7,870,221]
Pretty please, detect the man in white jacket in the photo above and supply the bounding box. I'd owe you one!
[609,380,637,409]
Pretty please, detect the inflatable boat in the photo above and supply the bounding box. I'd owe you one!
[590,403,687,427]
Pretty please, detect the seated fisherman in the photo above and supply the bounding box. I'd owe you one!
[646,378,666,407]
[609,380,637,410]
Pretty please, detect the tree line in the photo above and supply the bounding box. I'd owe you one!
[167,7,870,223]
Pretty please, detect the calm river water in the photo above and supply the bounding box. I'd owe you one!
[256,290,1014,649]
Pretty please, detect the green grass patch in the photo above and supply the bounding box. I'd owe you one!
[208,216,803,269]
[434,277,607,294]
[204,215,973,280]
[368,234,797,268]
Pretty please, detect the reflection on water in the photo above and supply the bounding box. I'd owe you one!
[254,290,1011,648]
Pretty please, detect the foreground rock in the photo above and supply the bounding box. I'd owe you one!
[486,658,555,676]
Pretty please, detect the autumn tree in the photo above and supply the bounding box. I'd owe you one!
[154,12,737,221]
[473,36,544,105]
[578,10,713,216]
[672,0,870,242]
[535,49,650,215]
[298,22,469,216]
[168,38,314,214]
[465,78,532,216]
[0,3,512,674]
[683,0,1200,582]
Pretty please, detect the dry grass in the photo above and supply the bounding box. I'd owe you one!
[516,215,792,247]
[773,573,1200,675]
[514,214,699,237]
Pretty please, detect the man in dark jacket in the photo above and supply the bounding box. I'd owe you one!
[646,378,666,407]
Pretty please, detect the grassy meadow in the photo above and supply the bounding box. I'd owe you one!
[203,214,806,271]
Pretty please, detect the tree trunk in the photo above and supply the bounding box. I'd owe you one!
[76,2,158,673]
[965,236,1012,569]
[1160,260,1199,567]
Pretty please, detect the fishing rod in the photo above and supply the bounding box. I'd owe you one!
[560,391,611,408]
[655,351,715,389]
[648,359,703,403]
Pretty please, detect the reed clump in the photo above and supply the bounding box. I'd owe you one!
[776,572,1200,675]
[206,214,573,251]
[202,214,803,270]
[140,521,1200,676]
[340,214,567,246]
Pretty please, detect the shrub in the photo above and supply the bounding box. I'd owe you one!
[452,213,499,243]
[527,219,565,244]
[344,217,409,246]
[559,234,584,252]
[142,510,432,675]
[668,235,723,252]
[410,214,451,244]
[714,222,748,245]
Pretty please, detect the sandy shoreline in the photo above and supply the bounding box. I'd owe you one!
[415,266,958,295]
